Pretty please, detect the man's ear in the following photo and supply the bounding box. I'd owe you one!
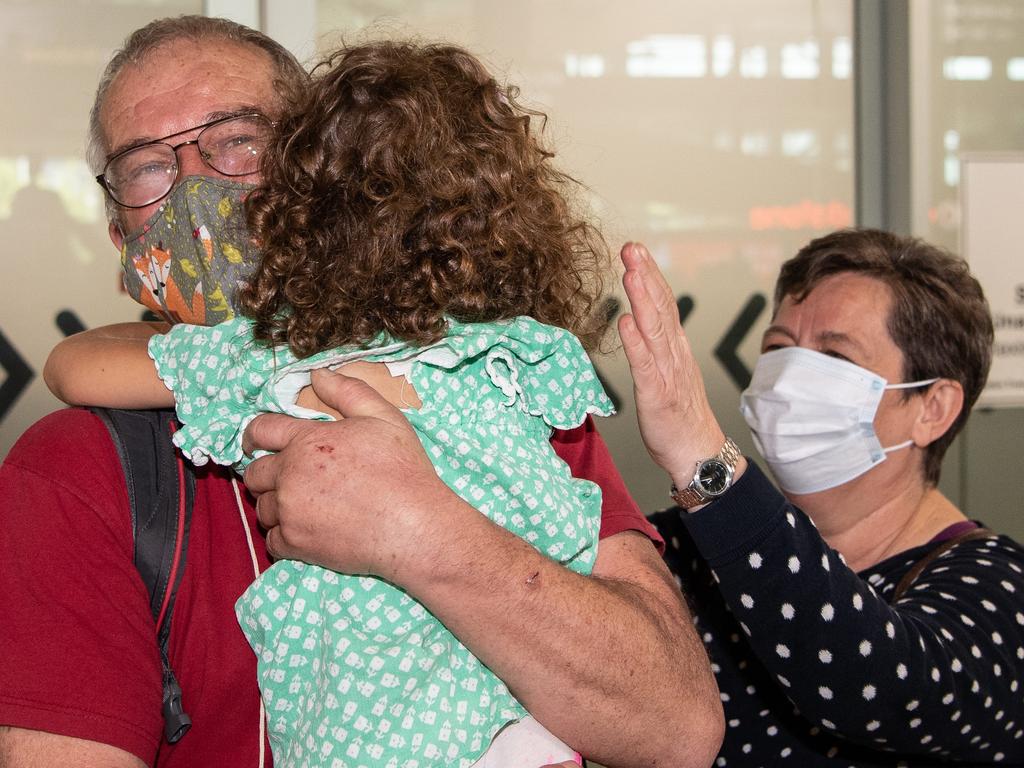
[108,220,124,250]
[912,379,965,447]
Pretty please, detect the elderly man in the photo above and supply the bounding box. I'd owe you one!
[0,16,722,768]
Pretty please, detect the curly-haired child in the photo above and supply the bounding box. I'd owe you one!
[47,41,614,768]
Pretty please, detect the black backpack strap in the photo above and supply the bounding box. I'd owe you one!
[890,526,994,603]
[91,407,194,743]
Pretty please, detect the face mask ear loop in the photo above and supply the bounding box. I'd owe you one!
[882,439,915,454]
[885,377,940,391]
[880,379,939,453]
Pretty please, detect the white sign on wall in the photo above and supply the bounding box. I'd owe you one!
[961,153,1024,408]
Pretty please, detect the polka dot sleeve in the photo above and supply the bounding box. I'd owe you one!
[680,462,1024,763]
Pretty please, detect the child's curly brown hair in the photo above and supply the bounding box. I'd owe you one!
[237,40,611,358]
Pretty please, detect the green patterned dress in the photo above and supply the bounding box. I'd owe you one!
[148,316,613,768]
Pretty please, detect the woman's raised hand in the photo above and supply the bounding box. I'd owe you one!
[617,242,728,488]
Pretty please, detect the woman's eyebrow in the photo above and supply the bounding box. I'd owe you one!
[761,324,796,342]
[816,329,867,354]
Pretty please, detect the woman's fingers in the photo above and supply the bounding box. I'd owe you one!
[620,243,685,382]
[618,313,660,391]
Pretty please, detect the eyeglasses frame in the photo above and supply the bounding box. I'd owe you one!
[95,112,273,209]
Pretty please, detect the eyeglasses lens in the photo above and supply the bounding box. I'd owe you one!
[198,115,272,176]
[104,145,177,209]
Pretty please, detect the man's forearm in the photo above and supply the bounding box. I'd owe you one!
[395,506,724,768]
[242,379,724,766]
[0,727,147,768]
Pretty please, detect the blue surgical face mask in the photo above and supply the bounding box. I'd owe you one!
[740,347,939,495]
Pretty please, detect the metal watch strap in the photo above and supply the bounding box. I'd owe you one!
[671,437,741,509]
[670,483,710,509]
[717,436,741,466]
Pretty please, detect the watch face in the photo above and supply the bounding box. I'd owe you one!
[697,459,731,495]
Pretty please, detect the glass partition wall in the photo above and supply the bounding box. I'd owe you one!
[910,0,1024,538]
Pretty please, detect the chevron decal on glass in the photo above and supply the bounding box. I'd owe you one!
[0,327,34,423]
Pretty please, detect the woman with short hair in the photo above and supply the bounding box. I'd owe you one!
[620,229,1023,766]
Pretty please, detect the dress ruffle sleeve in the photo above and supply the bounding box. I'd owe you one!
[147,317,285,468]
[422,317,614,429]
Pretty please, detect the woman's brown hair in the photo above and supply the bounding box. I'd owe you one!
[238,41,610,357]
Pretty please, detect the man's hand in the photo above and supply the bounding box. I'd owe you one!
[242,369,464,583]
[618,242,743,487]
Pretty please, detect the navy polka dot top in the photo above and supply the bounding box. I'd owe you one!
[653,462,1024,766]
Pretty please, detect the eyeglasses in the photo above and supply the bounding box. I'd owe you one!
[96,113,274,208]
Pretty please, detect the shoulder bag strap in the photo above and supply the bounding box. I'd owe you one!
[890,526,994,603]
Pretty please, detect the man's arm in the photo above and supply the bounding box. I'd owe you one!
[244,370,724,768]
[0,411,167,767]
[0,728,146,768]
[410,524,724,768]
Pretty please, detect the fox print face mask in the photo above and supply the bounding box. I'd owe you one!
[119,176,261,326]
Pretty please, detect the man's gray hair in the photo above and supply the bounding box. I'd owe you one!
[88,15,309,175]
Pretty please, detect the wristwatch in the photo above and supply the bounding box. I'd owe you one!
[670,437,741,509]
